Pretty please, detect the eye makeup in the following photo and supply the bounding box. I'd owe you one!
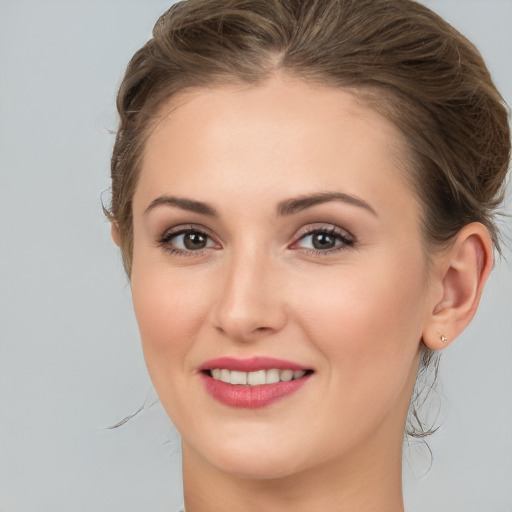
[156,221,355,259]
[290,225,355,256]
[157,224,220,257]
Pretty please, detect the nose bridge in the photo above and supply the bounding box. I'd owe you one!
[212,242,286,340]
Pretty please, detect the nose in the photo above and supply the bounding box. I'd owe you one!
[210,248,288,342]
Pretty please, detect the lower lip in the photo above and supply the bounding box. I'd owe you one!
[200,373,311,408]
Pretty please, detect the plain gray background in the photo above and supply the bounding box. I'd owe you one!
[0,1,511,511]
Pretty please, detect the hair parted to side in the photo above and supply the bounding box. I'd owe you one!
[109,0,510,275]
[107,0,510,437]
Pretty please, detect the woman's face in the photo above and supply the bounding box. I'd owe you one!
[130,77,437,480]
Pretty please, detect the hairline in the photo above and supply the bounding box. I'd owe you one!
[121,72,455,274]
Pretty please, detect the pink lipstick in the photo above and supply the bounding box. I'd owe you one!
[199,357,313,408]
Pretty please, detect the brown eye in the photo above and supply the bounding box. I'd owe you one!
[160,228,218,254]
[294,227,355,253]
[183,232,208,250]
[311,232,336,250]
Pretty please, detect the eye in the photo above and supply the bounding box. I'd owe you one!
[159,227,219,255]
[293,226,354,254]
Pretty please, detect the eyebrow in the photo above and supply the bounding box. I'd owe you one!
[144,195,218,216]
[144,191,377,218]
[277,192,378,217]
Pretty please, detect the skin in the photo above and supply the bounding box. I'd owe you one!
[116,76,492,512]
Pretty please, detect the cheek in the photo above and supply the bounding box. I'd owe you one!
[294,254,427,403]
[298,257,425,340]
[130,264,211,374]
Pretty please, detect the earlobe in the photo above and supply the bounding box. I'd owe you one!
[423,223,493,351]
[111,220,121,247]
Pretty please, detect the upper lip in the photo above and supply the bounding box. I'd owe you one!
[198,356,311,372]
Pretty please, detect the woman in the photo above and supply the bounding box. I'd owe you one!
[106,0,510,510]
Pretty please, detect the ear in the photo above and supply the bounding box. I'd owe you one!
[110,220,121,247]
[422,222,493,351]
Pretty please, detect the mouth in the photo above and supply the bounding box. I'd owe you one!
[204,368,311,385]
[199,357,314,408]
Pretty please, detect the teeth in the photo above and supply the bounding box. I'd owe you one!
[220,369,230,383]
[280,369,293,382]
[247,370,266,386]
[230,371,247,385]
[210,368,308,385]
[266,368,280,384]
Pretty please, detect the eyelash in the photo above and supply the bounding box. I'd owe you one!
[157,226,217,257]
[292,226,355,256]
[157,225,355,258]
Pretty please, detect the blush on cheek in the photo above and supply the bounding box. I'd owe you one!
[131,270,212,362]
[132,283,174,344]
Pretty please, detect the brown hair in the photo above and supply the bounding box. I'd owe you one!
[107,0,510,436]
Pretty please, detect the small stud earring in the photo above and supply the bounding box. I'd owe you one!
[440,335,448,343]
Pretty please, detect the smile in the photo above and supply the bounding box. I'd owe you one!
[209,368,307,386]
[199,357,313,408]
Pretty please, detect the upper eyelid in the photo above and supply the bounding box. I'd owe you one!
[159,224,216,241]
[293,224,354,241]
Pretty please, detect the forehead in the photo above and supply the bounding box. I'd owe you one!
[135,76,416,219]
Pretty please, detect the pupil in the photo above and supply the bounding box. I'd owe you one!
[184,232,207,250]
[313,233,335,250]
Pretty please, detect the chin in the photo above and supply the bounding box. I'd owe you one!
[183,426,315,481]
[206,447,308,481]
